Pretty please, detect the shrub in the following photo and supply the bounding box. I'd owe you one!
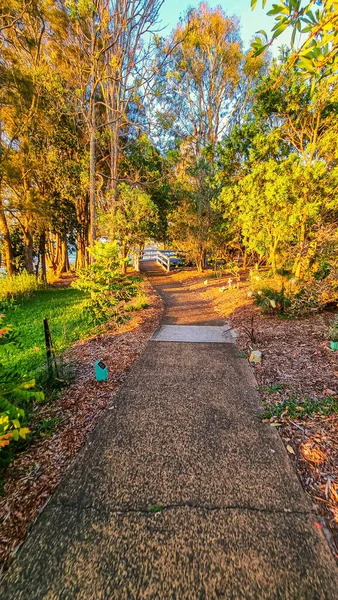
[249,267,338,316]
[0,271,43,306]
[72,241,141,324]
[328,316,338,342]
[125,291,149,312]
[0,317,43,462]
[289,271,338,316]
[253,285,291,315]
[226,261,241,286]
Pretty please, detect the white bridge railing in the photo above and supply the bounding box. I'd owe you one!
[132,249,182,273]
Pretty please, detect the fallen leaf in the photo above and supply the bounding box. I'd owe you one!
[287,445,295,455]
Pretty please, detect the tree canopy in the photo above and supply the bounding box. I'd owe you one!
[0,0,337,296]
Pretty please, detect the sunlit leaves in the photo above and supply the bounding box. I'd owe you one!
[251,0,338,81]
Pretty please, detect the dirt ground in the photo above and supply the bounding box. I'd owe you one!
[0,278,163,574]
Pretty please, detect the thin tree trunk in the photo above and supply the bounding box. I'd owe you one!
[270,248,276,275]
[23,226,34,273]
[196,248,205,272]
[89,121,96,249]
[243,249,247,270]
[76,194,90,268]
[55,233,61,270]
[293,221,306,280]
[39,229,47,282]
[76,232,87,269]
[121,245,128,275]
[0,197,14,275]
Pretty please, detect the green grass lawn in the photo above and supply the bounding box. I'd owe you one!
[3,287,94,381]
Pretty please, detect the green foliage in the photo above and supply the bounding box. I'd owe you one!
[219,151,333,276]
[260,383,284,393]
[250,263,338,317]
[125,292,150,313]
[251,0,338,83]
[0,316,42,458]
[118,136,170,241]
[289,279,338,316]
[253,285,291,315]
[262,395,338,420]
[0,272,43,306]
[148,503,164,514]
[35,416,61,439]
[72,242,141,324]
[109,184,159,260]
[328,316,338,342]
[226,261,241,284]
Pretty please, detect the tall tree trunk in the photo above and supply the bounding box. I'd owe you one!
[55,232,62,270]
[243,248,247,270]
[0,197,14,275]
[39,229,47,282]
[76,194,89,268]
[121,245,128,275]
[0,116,14,274]
[23,226,34,273]
[196,248,205,272]
[110,123,118,213]
[76,232,87,269]
[59,238,69,273]
[270,247,277,275]
[89,122,96,249]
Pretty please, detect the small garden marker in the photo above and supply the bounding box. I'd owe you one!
[95,360,108,381]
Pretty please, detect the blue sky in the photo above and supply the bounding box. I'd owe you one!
[159,0,290,55]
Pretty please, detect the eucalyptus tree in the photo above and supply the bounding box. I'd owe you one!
[156,3,244,153]
[217,54,338,277]
[254,57,338,276]
[64,0,164,247]
[0,0,55,273]
[154,2,265,269]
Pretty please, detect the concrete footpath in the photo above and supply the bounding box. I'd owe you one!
[1,263,338,599]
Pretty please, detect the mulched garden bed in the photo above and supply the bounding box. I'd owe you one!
[0,279,163,575]
[204,271,338,559]
[164,268,338,558]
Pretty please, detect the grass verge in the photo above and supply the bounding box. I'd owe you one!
[2,287,93,383]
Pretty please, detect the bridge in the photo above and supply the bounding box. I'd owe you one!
[132,248,184,273]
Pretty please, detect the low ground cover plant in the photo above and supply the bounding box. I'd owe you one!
[262,396,338,421]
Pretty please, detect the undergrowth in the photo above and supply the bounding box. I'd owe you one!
[0,272,43,305]
[262,395,338,420]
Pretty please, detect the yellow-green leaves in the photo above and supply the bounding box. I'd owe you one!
[251,0,338,82]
